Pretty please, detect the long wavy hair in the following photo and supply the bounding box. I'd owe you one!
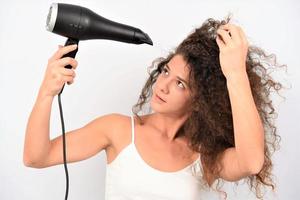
[131,15,287,199]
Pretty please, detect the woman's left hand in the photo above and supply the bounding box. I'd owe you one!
[216,23,249,80]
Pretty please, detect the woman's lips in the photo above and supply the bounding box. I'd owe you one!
[155,94,166,103]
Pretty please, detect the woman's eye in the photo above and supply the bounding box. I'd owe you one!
[177,81,185,89]
[162,68,168,75]
[162,67,185,89]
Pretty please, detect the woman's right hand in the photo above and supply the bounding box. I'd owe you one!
[39,44,78,97]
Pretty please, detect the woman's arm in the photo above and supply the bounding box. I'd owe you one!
[23,45,78,166]
[23,88,115,168]
[214,23,265,182]
[227,72,265,173]
[23,44,117,168]
[23,91,53,166]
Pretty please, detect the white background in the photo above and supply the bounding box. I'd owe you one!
[0,0,299,199]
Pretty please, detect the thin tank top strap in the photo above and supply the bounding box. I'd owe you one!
[130,115,135,144]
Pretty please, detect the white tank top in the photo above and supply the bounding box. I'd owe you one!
[104,114,204,200]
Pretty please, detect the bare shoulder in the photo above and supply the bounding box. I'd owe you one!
[101,113,132,147]
[98,112,128,132]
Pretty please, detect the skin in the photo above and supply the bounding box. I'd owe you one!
[148,54,193,143]
[107,54,199,172]
[211,24,265,181]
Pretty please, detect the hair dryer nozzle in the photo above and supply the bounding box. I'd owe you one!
[135,30,153,45]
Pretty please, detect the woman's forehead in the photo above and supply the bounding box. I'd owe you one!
[168,54,190,79]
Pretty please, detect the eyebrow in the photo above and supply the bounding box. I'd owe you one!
[165,64,189,86]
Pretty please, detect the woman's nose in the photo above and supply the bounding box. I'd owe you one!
[158,78,170,94]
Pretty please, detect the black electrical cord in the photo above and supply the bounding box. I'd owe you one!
[57,38,78,200]
[58,83,69,200]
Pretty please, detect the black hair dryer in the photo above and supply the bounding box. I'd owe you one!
[46,2,153,94]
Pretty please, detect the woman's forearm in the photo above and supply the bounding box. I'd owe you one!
[23,90,54,166]
[226,71,265,173]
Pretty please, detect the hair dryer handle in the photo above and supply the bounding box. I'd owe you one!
[59,37,79,95]
[62,38,79,69]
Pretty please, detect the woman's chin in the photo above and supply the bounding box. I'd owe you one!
[150,100,171,115]
[150,99,163,112]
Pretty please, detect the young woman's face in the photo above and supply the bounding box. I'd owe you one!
[150,54,192,116]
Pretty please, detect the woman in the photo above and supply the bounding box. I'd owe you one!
[23,16,284,199]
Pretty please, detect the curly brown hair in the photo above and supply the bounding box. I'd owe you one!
[131,15,287,199]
